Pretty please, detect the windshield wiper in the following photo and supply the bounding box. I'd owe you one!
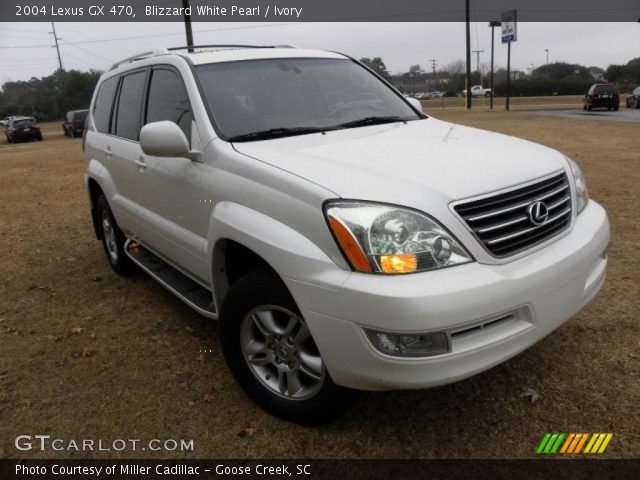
[228,127,328,142]
[336,116,406,129]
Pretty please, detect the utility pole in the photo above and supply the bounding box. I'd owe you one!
[473,49,484,85]
[429,59,437,76]
[489,21,501,110]
[49,22,63,71]
[429,59,437,91]
[465,0,471,109]
[182,0,194,52]
[545,48,549,75]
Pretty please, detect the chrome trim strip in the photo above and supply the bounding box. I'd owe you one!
[465,183,568,222]
[486,207,571,245]
[477,215,528,234]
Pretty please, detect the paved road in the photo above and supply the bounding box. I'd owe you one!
[534,108,640,123]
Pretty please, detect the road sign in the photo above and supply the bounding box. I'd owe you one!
[501,10,517,43]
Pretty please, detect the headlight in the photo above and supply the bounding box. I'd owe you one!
[325,201,473,274]
[567,157,589,214]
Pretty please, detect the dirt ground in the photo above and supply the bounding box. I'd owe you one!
[1,102,639,459]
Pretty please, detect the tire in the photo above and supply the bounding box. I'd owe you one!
[95,195,132,275]
[587,105,593,111]
[37,135,43,141]
[613,106,619,111]
[220,271,357,424]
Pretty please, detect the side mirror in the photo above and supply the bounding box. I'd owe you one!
[140,121,196,160]
[406,97,423,112]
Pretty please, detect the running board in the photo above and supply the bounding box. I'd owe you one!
[124,240,216,319]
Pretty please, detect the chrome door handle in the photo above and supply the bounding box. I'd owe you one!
[104,147,112,159]
[134,157,147,169]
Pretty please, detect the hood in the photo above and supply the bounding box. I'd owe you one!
[232,117,568,205]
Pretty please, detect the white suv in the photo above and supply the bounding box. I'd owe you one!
[84,45,609,424]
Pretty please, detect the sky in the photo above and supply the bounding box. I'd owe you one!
[0,22,638,85]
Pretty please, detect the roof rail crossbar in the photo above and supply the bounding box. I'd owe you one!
[109,48,170,71]
[167,45,280,52]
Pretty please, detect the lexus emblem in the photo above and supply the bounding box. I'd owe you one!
[527,201,549,226]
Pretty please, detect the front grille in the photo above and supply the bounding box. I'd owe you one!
[453,172,572,257]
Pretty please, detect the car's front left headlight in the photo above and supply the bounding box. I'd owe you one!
[567,157,589,214]
[324,201,473,274]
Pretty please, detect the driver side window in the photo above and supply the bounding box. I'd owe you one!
[145,68,193,143]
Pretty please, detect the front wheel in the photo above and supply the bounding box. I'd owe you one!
[220,271,356,424]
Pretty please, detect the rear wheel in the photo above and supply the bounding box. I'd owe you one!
[95,195,132,275]
[220,271,356,424]
[587,105,593,111]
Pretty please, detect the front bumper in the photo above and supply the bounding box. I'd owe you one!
[284,200,609,390]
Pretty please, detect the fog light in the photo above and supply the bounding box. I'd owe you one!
[365,330,450,357]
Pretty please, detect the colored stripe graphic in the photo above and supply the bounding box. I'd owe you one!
[537,433,613,454]
[559,433,575,453]
[536,433,552,454]
[598,433,613,453]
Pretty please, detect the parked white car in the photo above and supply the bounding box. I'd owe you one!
[85,46,609,424]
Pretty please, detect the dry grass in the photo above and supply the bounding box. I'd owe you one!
[0,106,638,459]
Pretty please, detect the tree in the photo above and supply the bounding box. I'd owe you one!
[0,69,101,120]
[359,57,390,79]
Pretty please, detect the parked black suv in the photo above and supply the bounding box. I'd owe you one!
[62,109,88,137]
[5,116,42,142]
[583,84,619,111]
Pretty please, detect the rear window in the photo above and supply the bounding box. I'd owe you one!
[594,85,617,94]
[73,110,88,122]
[93,77,119,133]
[14,118,36,127]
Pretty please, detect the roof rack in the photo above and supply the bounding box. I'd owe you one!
[109,48,170,71]
[109,44,297,71]
[167,44,282,52]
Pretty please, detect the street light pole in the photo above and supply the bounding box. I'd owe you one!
[488,21,501,110]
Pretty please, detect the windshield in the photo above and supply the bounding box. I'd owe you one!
[195,58,421,141]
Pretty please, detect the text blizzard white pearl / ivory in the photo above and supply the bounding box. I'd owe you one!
[231,5,303,18]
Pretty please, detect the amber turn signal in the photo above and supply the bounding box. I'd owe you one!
[379,254,418,273]
[328,216,372,272]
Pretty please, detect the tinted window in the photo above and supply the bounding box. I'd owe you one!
[93,76,119,133]
[14,118,36,127]
[595,84,617,94]
[74,110,88,122]
[146,68,193,141]
[115,71,146,140]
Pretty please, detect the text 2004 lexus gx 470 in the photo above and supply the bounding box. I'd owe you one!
[84,45,609,424]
